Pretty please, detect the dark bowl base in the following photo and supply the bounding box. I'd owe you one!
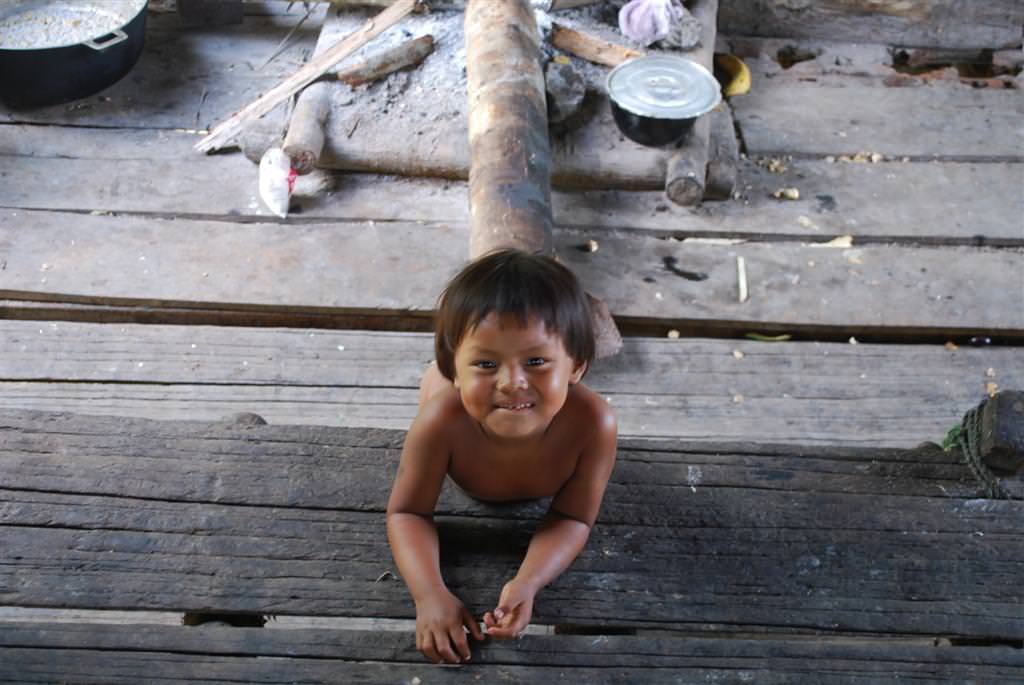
[610,100,695,148]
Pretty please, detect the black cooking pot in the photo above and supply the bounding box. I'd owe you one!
[0,0,148,109]
[607,55,721,148]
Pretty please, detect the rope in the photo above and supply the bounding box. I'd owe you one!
[945,399,1013,500]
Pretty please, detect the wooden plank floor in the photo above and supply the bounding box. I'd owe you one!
[0,3,1021,681]
[1,411,1022,683]
[0,320,1020,445]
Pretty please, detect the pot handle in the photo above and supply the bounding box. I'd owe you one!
[84,30,129,51]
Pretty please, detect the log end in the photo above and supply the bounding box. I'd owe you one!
[666,175,704,207]
[980,390,1024,474]
[587,292,622,359]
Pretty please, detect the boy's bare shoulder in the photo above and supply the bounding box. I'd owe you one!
[415,384,468,421]
[565,383,617,438]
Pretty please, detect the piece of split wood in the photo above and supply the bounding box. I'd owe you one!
[550,21,643,67]
[736,256,748,303]
[337,34,435,86]
[195,0,422,153]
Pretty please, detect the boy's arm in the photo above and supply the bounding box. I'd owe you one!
[485,403,618,638]
[386,395,484,663]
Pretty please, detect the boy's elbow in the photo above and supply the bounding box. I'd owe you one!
[548,507,595,531]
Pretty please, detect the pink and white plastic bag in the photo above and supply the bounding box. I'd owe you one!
[618,0,687,47]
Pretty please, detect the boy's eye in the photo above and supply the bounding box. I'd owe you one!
[526,357,547,367]
[474,360,496,369]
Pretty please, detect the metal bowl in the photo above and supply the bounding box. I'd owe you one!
[606,55,721,147]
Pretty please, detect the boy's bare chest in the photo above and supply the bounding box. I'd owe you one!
[447,431,579,501]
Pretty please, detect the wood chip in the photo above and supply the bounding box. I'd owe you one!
[736,256,748,303]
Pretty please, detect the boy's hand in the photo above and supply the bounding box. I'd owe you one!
[483,579,535,639]
[414,589,485,664]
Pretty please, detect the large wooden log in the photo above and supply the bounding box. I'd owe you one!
[465,0,553,258]
[464,0,621,355]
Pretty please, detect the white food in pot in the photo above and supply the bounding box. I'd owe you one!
[0,0,146,50]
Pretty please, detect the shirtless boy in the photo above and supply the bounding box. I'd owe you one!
[386,249,618,664]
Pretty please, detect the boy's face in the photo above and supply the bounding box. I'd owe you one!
[452,312,585,444]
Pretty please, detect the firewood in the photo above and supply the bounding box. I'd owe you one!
[283,83,331,174]
[336,35,435,87]
[195,0,422,153]
[549,22,644,67]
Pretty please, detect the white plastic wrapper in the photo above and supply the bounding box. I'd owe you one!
[618,0,686,47]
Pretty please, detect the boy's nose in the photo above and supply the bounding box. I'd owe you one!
[497,365,527,390]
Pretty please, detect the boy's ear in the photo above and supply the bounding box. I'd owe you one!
[569,361,587,385]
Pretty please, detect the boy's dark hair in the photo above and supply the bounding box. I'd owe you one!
[434,249,595,381]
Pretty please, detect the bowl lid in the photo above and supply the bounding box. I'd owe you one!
[606,55,721,119]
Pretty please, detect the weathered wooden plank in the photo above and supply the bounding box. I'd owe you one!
[4,411,1018,509]
[1,487,1021,634]
[13,649,1007,685]
[0,321,1020,445]
[1,412,1022,637]
[733,81,1024,160]
[0,649,710,685]
[2,125,1020,243]
[3,210,1021,335]
[1,623,1020,683]
[0,13,322,129]
[0,380,1007,445]
[719,0,1024,50]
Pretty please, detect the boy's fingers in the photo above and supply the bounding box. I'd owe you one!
[486,624,517,639]
[463,609,485,641]
[482,611,496,629]
[451,626,472,661]
[420,632,441,664]
[435,633,461,664]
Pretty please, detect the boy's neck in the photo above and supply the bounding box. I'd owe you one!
[474,420,549,453]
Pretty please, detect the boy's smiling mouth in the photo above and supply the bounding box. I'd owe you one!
[495,401,535,411]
